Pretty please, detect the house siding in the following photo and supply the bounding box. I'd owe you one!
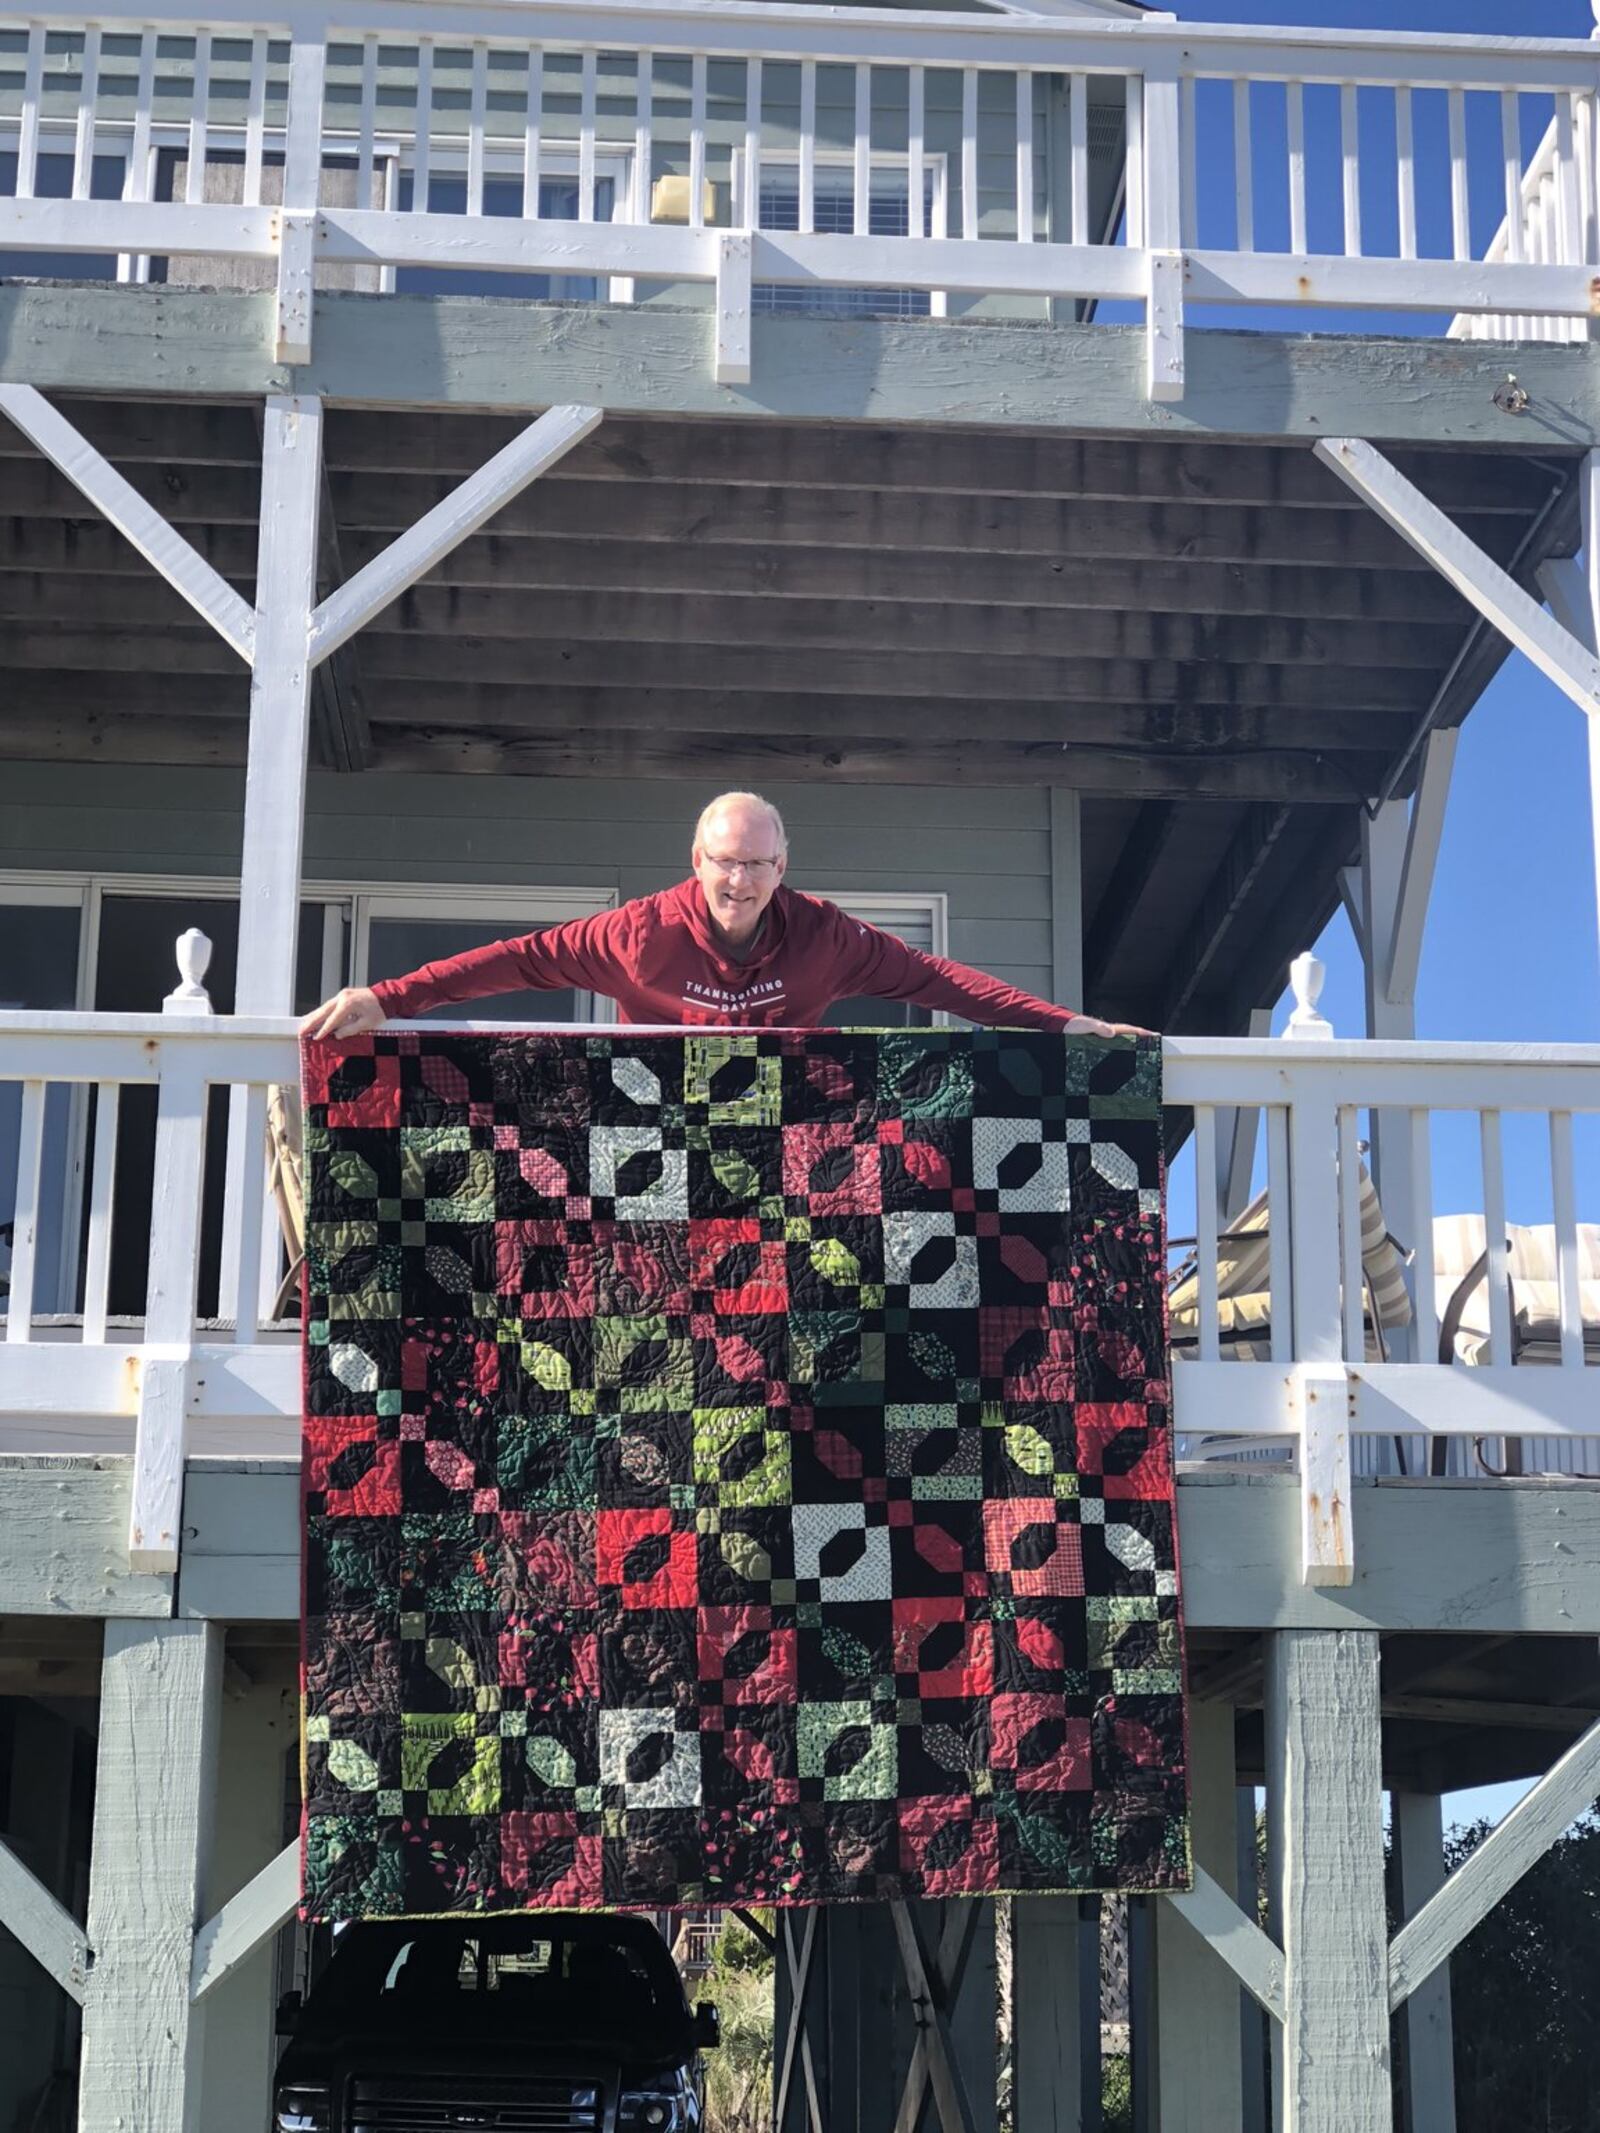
[0,763,1073,1006]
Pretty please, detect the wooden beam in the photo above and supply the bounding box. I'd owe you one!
[0,1833,89,2004]
[0,571,1462,671]
[10,288,1600,450]
[1390,1794,1458,2133]
[1265,1630,1390,2133]
[1386,729,1458,1008]
[0,457,1519,574]
[0,385,255,662]
[0,707,1392,799]
[166,1465,1600,1634]
[28,401,1558,514]
[1316,437,1600,722]
[190,1841,298,2003]
[887,1900,977,2133]
[306,405,604,667]
[305,475,1521,577]
[0,672,1410,756]
[1011,1897,1082,2132]
[1155,1701,1252,2127]
[0,626,1430,714]
[0,516,1475,627]
[1389,1715,1600,2012]
[363,726,1389,801]
[1163,1864,1285,2026]
[311,458,370,775]
[1383,1692,1600,1732]
[79,1620,223,2132]
[235,394,321,1017]
[1082,799,1182,997]
[1161,806,1295,1027]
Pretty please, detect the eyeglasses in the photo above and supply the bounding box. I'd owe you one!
[701,853,781,876]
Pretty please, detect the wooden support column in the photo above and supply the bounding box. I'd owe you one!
[1153,1701,1243,2131]
[1013,1898,1081,2132]
[78,1619,223,2133]
[237,393,322,1017]
[1390,1794,1457,2133]
[1264,1631,1391,2133]
[197,1681,297,2130]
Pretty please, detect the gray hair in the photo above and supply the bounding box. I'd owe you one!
[692,791,789,856]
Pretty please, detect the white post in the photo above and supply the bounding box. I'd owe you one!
[1153,1700,1244,2130]
[220,396,322,1325]
[127,941,216,1571]
[1391,1794,1458,2133]
[78,1619,223,2133]
[237,396,322,1016]
[1264,1631,1391,2133]
[1361,803,1419,1372]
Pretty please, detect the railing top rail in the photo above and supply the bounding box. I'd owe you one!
[8,0,1599,77]
[0,1012,1594,1074]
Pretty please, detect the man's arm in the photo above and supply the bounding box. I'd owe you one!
[301,908,634,1039]
[827,912,1143,1035]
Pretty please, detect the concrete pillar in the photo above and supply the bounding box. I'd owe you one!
[1152,1700,1243,2130]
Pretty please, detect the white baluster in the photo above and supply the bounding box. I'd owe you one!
[1285,951,1334,1041]
[164,928,215,1016]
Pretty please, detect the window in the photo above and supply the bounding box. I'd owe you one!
[351,888,614,1026]
[0,872,615,1325]
[817,893,947,1027]
[746,158,942,319]
[395,168,621,302]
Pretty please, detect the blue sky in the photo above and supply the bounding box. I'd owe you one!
[1167,0,1598,1829]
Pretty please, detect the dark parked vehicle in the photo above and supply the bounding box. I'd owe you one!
[273,1911,719,2133]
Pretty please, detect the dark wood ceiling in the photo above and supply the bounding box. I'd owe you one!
[0,395,1579,1029]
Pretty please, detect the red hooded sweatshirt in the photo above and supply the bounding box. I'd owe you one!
[370,878,1087,1031]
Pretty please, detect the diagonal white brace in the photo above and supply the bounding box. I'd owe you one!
[1163,1863,1286,2024]
[0,384,255,662]
[191,1840,299,2002]
[1386,726,1457,1010]
[1389,1713,1600,2012]
[1315,436,1600,722]
[307,404,603,667]
[0,1833,89,2004]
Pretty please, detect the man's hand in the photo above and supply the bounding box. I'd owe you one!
[301,987,386,1042]
[1069,1014,1157,1039]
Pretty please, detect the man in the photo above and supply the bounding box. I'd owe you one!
[301,791,1148,1039]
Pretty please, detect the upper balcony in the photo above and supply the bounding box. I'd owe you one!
[2,2,1599,396]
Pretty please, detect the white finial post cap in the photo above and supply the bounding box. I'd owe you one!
[1284,950,1334,1041]
[164,928,215,1016]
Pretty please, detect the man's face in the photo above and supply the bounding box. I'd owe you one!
[692,804,787,945]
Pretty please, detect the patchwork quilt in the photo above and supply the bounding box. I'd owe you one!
[300,1029,1187,1919]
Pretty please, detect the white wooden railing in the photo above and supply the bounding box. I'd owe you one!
[0,935,1594,1585]
[3,7,1600,392]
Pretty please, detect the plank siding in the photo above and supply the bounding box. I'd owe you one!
[0,763,1062,1004]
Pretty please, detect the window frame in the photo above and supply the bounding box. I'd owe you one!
[0,868,618,1307]
[813,888,953,1028]
[731,144,950,320]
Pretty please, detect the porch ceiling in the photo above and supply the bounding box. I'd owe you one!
[0,394,1581,1029]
